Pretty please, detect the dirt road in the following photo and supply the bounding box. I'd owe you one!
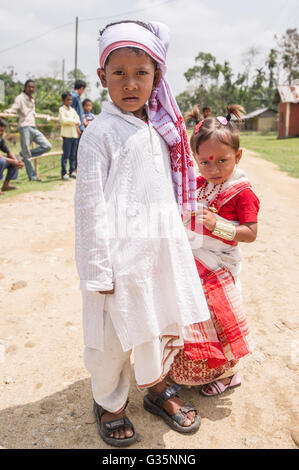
[0,150,298,449]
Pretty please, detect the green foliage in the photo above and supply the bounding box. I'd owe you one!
[179,27,299,119]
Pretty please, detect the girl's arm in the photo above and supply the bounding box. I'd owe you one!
[234,222,257,243]
[202,209,257,243]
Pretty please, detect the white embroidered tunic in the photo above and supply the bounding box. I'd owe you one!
[75,101,210,352]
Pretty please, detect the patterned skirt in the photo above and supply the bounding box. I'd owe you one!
[169,260,251,386]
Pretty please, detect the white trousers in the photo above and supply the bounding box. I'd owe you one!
[84,311,183,413]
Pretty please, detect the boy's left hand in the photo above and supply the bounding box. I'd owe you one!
[201,208,216,232]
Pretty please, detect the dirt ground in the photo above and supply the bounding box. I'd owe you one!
[0,150,298,449]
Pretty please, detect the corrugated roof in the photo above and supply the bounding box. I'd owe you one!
[277,85,299,103]
[231,107,276,121]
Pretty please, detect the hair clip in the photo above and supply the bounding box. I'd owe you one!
[194,120,204,134]
[216,116,228,126]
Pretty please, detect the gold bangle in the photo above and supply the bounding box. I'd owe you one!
[211,219,236,241]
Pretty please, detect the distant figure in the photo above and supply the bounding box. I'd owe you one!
[202,106,211,119]
[82,99,95,128]
[5,79,51,181]
[0,118,24,194]
[71,79,86,171]
[58,92,80,181]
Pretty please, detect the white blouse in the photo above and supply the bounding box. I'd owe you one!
[75,101,210,352]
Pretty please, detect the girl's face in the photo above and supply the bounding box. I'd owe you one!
[195,138,242,185]
[97,48,162,119]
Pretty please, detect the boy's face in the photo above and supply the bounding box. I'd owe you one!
[97,48,162,119]
[64,96,73,107]
[84,102,92,113]
[0,126,4,138]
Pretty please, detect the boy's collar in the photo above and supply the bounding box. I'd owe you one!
[102,101,149,129]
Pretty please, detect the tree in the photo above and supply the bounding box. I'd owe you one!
[66,69,90,92]
[276,28,299,83]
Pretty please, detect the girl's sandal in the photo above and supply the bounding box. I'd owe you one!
[93,400,137,447]
[143,383,201,434]
[200,373,241,396]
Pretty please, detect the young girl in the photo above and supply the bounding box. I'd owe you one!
[75,21,210,447]
[169,104,260,395]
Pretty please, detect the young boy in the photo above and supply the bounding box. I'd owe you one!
[82,99,95,128]
[58,92,80,181]
[0,118,24,195]
[75,20,210,447]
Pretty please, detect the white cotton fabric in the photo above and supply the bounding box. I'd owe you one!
[75,101,210,353]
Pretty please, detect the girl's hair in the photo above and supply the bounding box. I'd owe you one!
[99,20,158,70]
[187,104,245,154]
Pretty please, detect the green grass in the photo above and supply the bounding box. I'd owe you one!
[240,132,299,178]
[0,137,65,199]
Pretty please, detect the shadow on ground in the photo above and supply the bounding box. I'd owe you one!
[0,373,233,449]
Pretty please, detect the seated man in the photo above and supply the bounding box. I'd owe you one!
[0,119,24,195]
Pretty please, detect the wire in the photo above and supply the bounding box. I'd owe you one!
[0,0,175,55]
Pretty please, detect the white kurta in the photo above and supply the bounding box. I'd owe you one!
[75,101,210,353]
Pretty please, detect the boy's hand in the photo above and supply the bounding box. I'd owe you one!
[98,289,114,295]
[200,208,216,232]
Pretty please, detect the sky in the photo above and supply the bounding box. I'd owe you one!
[0,0,298,101]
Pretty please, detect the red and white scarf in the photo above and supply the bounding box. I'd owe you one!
[99,21,196,214]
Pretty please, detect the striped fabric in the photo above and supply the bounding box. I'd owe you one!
[169,168,254,385]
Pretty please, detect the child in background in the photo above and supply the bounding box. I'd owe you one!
[75,20,210,447]
[169,104,260,395]
[0,118,24,195]
[58,92,80,181]
[82,99,95,127]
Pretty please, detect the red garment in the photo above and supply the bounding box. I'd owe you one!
[197,176,260,224]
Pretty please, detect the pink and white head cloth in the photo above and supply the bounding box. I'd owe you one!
[99,21,196,215]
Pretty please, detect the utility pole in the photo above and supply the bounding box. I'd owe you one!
[75,16,78,81]
[62,58,65,87]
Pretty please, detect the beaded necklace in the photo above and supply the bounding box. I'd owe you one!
[197,181,224,213]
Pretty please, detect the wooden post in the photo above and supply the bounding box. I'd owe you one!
[75,17,78,81]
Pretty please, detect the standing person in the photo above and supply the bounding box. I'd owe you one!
[75,20,210,447]
[0,118,24,194]
[58,92,80,181]
[169,105,260,395]
[71,79,86,172]
[202,106,211,118]
[82,99,95,127]
[4,80,51,181]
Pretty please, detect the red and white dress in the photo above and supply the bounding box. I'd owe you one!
[169,167,260,385]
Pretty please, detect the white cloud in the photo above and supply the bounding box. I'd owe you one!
[0,0,298,100]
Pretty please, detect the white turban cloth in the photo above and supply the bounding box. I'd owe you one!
[99,21,196,214]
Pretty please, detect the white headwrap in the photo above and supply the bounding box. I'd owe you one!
[99,21,196,214]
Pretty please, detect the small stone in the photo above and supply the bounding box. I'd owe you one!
[136,433,144,443]
[4,377,13,384]
[6,345,17,353]
[10,280,27,291]
[36,383,42,389]
[68,326,78,332]
[56,417,63,424]
[25,341,35,348]
[290,427,299,447]
[282,320,299,330]
[44,437,53,445]
[252,351,265,363]
[0,273,4,280]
